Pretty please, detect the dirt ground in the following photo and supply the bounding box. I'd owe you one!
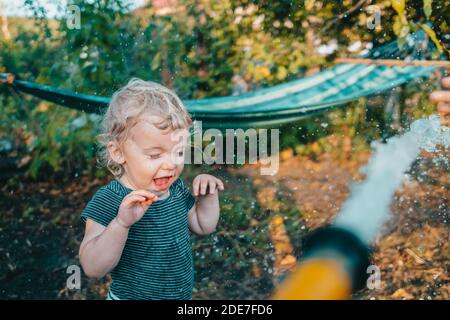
[0,144,448,300]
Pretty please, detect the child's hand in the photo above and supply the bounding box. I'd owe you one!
[116,190,158,228]
[192,174,224,196]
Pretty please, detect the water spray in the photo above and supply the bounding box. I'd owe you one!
[273,115,450,300]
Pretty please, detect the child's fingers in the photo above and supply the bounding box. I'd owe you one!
[193,176,224,195]
[193,178,201,196]
[133,190,159,201]
[199,179,208,195]
[208,180,217,194]
[123,191,158,208]
[142,199,156,206]
[216,178,224,190]
[139,196,158,208]
[122,194,147,207]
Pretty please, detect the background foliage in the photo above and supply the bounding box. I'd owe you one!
[0,0,448,179]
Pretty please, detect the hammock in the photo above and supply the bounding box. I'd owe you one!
[1,29,448,128]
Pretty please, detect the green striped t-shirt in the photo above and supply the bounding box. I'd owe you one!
[80,178,196,300]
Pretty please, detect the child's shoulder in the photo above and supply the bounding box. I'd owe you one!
[84,180,127,209]
[171,177,184,189]
[92,180,125,198]
[80,180,123,225]
[170,178,194,208]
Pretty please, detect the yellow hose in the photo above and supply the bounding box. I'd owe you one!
[273,258,352,300]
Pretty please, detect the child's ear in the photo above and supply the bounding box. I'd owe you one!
[107,141,125,165]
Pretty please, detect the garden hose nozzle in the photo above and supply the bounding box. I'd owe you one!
[273,226,371,300]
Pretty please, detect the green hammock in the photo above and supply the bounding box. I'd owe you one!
[1,30,446,128]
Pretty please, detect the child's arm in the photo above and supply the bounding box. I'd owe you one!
[79,218,130,278]
[188,174,224,235]
[79,190,158,278]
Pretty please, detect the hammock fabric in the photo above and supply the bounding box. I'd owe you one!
[1,30,447,128]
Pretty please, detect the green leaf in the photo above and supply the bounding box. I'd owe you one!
[391,0,406,15]
[276,66,287,81]
[152,52,162,71]
[421,24,445,53]
[393,13,410,48]
[423,0,432,20]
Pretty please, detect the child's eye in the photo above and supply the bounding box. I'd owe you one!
[148,154,161,159]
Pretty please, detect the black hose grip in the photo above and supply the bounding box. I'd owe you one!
[302,225,372,292]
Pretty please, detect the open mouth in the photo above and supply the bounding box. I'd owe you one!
[153,175,173,190]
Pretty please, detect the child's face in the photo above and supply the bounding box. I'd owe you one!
[118,117,189,196]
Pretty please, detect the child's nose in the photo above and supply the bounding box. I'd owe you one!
[161,156,177,169]
[161,162,176,170]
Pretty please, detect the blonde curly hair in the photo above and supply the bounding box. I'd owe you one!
[96,78,192,177]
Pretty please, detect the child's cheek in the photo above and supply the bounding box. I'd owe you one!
[146,158,161,172]
[176,163,185,176]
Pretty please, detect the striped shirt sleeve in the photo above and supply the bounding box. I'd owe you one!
[80,187,121,226]
[177,179,196,212]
